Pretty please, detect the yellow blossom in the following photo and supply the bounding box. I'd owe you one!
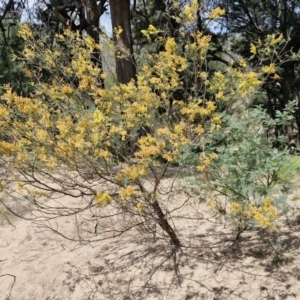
[262,63,276,74]
[0,141,16,153]
[36,129,49,142]
[141,29,149,39]
[250,43,257,55]
[85,35,95,49]
[136,203,143,213]
[114,26,123,39]
[211,114,221,124]
[239,58,247,68]
[117,164,148,181]
[194,124,205,135]
[231,202,241,212]
[268,34,283,46]
[18,24,34,39]
[165,37,176,53]
[181,0,199,22]
[215,91,224,100]
[207,197,217,210]
[56,117,73,138]
[95,149,111,161]
[95,192,112,205]
[172,1,179,9]
[210,124,221,132]
[207,7,226,19]
[148,24,159,35]
[246,198,278,227]
[100,73,107,80]
[162,152,176,162]
[174,122,185,135]
[62,85,73,95]
[206,101,216,112]
[0,105,8,118]
[119,185,135,199]
[93,109,106,124]
[197,165,206,172]
[141,25,160,39]
[209,152,218,160]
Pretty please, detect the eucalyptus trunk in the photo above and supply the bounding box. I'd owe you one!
[110,0,136,84]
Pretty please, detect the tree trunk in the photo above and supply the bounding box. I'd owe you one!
[110,0,136,84]
[151,200,180,247]
[84,0,105,88]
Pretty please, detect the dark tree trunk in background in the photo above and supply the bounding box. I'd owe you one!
[110,0,136,84]
[84,0,105,88]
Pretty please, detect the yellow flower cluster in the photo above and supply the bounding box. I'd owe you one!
[141,24,160,39]
[18,24,33,39]
[93,109,107,124]
[114,26,123,40]
[209,67,261,101]
[181,100,217,122]
[262,63,276,74]
[183,0,199,21]
[119,185,135,199]
[165,37,177,53]
[239,58,247,68]
[136,135,164,159]
[185,32,211,59]
[136,203,143,213]
[0,141,16,154]
[197,153,218,172]
[94,149,111,161]
[207,197,217,210]
[154,127,189,162]
[116,164,148,181]
[85,35,96,50]
[238,71,262,91]
[231,197,278,228]
[207,7,226,19]
[62,85,73,95]
[36,129,49,143]
[172,0,199,23]
[250,43,257,55]
[95,192,112,206]
[0,104,8,119]
[249,197,278,227]
[266,33,283,46]
[56,117,73,138]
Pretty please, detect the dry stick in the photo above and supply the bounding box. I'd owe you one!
[32,217,150,243]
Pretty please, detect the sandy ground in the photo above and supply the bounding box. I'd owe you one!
[1,178,300,300]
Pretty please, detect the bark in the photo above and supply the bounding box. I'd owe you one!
[110,0,136,84]
[151,200,180,247]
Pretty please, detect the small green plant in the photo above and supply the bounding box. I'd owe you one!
[192,103,296,239]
